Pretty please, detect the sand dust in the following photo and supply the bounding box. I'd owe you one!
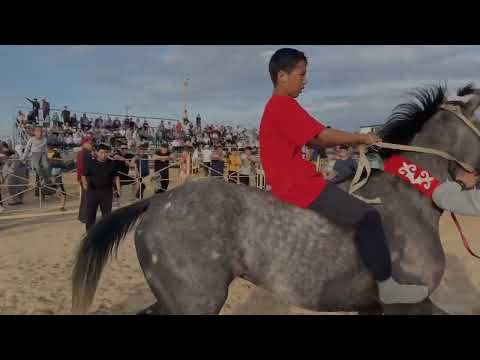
[1,172,480,315]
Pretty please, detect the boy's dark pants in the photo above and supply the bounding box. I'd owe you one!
[308,183,392,281]
[85,188,113,231]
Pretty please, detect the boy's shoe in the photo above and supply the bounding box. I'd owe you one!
[378,277,429,304]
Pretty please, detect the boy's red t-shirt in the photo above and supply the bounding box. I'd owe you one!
[259,95,327,208]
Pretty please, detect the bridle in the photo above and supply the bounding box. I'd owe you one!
[348,103,480,259]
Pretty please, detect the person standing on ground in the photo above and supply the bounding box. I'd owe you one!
[21,126,49,197]
[153,143,172,193]
[49,150,69,211]
[82,144,120,231]
[76,137,93,224]
[112,144,135,204]
[133,145,150,199]
[260,48,429,304]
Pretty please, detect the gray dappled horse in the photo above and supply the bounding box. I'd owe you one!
[72,85,480,315]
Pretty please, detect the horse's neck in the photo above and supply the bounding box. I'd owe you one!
[398,139,450,181]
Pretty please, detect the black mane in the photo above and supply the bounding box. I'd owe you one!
[377,85,447,158]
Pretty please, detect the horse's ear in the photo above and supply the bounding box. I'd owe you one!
[457,83,476,97]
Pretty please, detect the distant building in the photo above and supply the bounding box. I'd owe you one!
[359,124,383,134]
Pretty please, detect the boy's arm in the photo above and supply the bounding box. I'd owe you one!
[308,129,376,149]
[432,181,480,216]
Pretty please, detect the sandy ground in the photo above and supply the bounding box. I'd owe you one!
[1,171,480,315]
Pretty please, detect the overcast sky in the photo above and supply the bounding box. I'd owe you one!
[1,45,480,135]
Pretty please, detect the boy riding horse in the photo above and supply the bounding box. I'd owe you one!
[259,48,429,304]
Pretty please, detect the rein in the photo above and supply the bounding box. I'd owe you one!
[348,103,480,258]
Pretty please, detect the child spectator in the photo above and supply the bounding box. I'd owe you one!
[210,144,225,179]
[227,147,241,183]
[239,146,257,186]
[49,150,69,211]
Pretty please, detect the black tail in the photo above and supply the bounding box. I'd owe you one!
[72,199,151,314]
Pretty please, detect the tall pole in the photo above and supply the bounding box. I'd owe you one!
[183,77,190,121]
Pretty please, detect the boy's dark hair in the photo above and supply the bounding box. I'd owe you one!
[339,145,349,151]
[97,144,111,151]
[269,48,308,86]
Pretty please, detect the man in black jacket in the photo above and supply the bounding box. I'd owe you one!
[82,144,120,231]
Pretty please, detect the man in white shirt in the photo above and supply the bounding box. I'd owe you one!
[433,169,480,216]
[201,145,212,177]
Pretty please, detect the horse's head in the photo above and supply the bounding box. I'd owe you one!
[379,84,480,176]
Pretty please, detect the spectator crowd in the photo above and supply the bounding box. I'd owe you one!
[16,99,260,155]
[2,97,362,228]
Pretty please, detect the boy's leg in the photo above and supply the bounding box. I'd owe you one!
[309,183,429,304]
[309,183,391,280]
